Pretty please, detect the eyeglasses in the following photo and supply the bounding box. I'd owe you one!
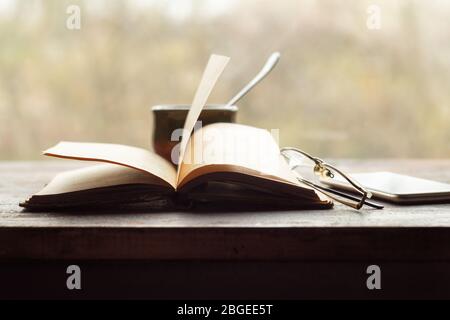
[280,147,383,210]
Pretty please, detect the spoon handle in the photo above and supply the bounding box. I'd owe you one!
[225,52,281,107]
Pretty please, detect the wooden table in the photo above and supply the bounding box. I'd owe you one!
[1,160,450,299]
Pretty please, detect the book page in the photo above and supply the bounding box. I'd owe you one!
[178,123,307,189]
[36,163,171,195]
[176,54,230,183]
[44,142,177,188]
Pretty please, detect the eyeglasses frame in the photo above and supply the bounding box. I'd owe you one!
[280,147,383,210]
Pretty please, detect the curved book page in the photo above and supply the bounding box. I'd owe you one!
[35,163,171,196]
[179,123,300,186]
[178,123,330,204]
[44,142,177,189]
[176,54,230,182]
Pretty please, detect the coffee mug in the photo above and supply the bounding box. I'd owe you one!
[152,104,238,163]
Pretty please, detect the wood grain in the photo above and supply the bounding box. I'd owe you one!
[1,160,450,260]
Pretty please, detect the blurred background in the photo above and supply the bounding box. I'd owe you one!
[0,0,449,160]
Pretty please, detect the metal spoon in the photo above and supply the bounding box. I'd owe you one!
[225,52,281,107]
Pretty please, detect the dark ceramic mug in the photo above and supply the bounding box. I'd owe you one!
[151,104,238,163]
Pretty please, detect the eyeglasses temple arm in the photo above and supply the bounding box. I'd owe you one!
[299,178,384,209]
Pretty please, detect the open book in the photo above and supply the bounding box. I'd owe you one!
[21,55,332,211]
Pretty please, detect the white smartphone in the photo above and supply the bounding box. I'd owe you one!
[322,171,450,204]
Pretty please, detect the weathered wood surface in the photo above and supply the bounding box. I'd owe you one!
[0,160,449,260]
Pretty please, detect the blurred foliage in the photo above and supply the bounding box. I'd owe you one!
[0,0,449,159]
